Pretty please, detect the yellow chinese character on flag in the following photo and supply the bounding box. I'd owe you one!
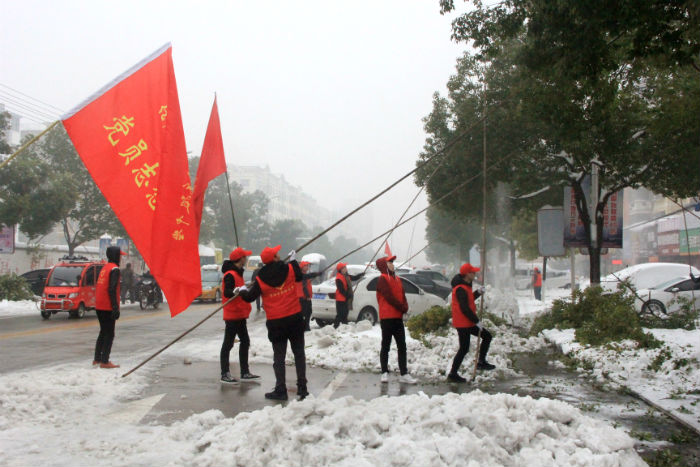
[103,115,135,146]
[146,188,158,211]
[158,105,168,128]
[119,139,148,165]
[180,194,192,214]
[132,162,160,188]
[175,216,190,226]
[172,229,184,241]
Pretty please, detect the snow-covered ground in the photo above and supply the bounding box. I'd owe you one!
[0,289,676,466]
[0,299,39,318]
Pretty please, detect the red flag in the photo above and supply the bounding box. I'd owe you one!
[62,44,200,317]
[193,96,227,227]
[384,241,393,257]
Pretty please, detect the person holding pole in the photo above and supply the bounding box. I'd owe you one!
[239,245,307,401]
[447,263,495,383]
[376,255,417,384]
[93,246,124,369]
[333,263,364,328]
[219,247,260,384]
[299,261,320,331]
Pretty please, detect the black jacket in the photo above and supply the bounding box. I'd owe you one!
[451,274,482,324]
[221,260,255,302]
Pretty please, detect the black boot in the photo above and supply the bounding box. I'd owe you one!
[477,360,495,370]
[265,386,288,400]
[447,373,467,383]
[297,383,309,400]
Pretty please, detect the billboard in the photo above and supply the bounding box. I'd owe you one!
[537,207,566,256]
[0,225,14,254]
[563,176,623,248]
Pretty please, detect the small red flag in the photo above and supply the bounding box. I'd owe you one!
[61,44,200,317]
[384,241,392,257]
[193,96,227,227]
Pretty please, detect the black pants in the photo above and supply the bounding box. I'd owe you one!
[534,286,541,300]
[94,309,116,363]
[380,318,408,375]
[267,313,306,392]
[255,296,261,312]
[450,326,493,375]
[220,319,250,376]
[334,301,349,328]
[300,299,312,331]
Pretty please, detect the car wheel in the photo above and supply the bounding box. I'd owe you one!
[641,299,667,318]
[215,290,221,303]
[71,303,86,319]
[356,306,378,326]
[41,309,51,320]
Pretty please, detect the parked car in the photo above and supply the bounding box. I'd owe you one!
[311,273,444,326]
[397,273,451,300]
[40,257,106,319]
[415,269,450,285]
[197,264,222,302]
[19,268,51,296]
[635,275,700,317]
[600,262,700,293]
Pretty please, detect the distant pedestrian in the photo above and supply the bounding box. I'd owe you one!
[333,263,364,328]
[376,255,417,384]
[219,247,260,384]
[299,261,320,331]
[240,245,307,401]
[93,246,124,369]
[532,267,542,301]
[447,263,495,383]
[120,262,134,304]
[250,263,263,313]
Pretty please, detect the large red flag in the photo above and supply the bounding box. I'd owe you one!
[61,44,200,317]
[192,96,227,228]
[384,241,393,257]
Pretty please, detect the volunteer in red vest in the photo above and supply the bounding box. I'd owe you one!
[333,263,364,328]
[299,261,320,332]
[376,255,417,384]
[240,245,307,400]
[532,267,543,301]
[448,263,495,383]
[219,247,260,384]
[93,246,124,369]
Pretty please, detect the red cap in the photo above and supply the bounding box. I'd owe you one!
[459,263,480,275]
[120,251,127,256]
[336,262,347,272]
[386,255,396,262]
[260,245,282,264]
[229,247,252,261]
[300,261,310,268]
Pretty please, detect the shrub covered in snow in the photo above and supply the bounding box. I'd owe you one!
[0,273,33,301]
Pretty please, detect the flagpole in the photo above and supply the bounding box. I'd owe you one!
[224,171,240,246]
[0,120,60,170]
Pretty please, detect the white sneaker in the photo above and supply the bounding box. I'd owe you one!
[380,372,389,383]
[399,373,417,384]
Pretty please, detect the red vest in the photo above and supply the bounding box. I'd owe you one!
[377,273,405,320]
[451,283,476,328]
[335,273,348,302]
[96,263,120,311]
[222,270,251,320]
[533,272,542,287]
[256,264,301,320]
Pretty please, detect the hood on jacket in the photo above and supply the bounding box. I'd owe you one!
[221,260,244,276]
[106,246,122,265]
[376,257,394,275]
[256,260,290,287]
[451,273,467,288]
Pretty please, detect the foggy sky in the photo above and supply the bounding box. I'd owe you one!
[0,1,467,265]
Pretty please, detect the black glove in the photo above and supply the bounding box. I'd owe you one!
[112,309,120,320]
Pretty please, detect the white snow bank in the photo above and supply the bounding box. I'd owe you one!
[0,299,39,318]
[0,359,645,466]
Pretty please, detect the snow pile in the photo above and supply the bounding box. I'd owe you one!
[482,285,520,325]
[0,360,645,466]
[0,299,39,318]
[169,317,548,382]
[542,327,700,431]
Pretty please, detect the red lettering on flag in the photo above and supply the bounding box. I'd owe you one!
[61,44,200,317]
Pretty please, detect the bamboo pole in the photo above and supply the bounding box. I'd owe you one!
[224,171,240,246]
[0,120,60,170]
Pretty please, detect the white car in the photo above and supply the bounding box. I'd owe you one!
[311,273,445,326]
[635,275,700,317]
[600,262,700,293]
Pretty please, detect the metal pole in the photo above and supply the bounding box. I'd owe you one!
[0,120,60,170]
[224,171,240,246]
[472,86,487,382]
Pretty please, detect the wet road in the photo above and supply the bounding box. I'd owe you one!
[2,302,698,466]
